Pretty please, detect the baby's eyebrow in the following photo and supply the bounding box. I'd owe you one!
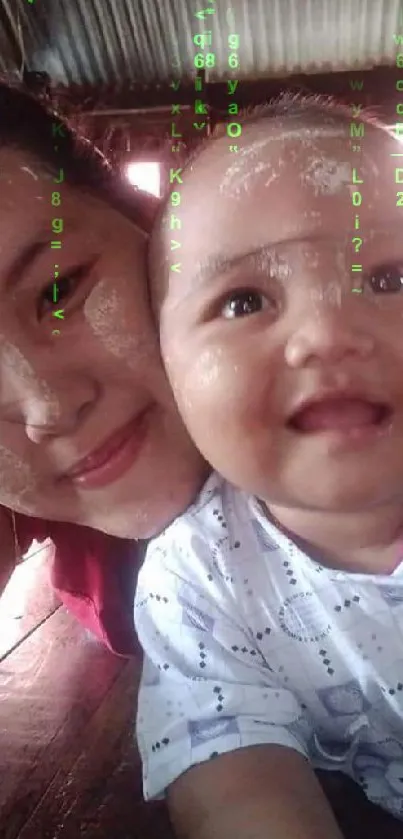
[190,233,335,289]
[190,223,403,293]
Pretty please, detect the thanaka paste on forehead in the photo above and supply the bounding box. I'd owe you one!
[217,125,348,196]
[219,159,285,197]
[299,156,351,196]
[254,246,292,282]
[310,279,343,306]
[303,209,323,222]
[20,166,40,181]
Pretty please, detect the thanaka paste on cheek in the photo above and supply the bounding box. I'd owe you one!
[0,444,40,506]
[83,278,156,370]
[0,338,62,420]
[176,347,223,414]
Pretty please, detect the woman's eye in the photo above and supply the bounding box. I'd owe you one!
[39,265,88,316]
[221,289,268,319]
[368,263,403,294]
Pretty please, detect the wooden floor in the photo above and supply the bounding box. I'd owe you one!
[0,545,402,839]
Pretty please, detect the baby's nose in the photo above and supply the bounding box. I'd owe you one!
[284,308,375,368]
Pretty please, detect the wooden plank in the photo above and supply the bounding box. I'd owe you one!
[0,606,126,839]
[0,542,60,660]
[1,560,400,838]
[16,659,175,839]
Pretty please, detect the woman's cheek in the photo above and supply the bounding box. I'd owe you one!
[84,277,158,371]
[0,444,40,510]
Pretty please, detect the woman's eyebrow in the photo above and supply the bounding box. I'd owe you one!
[2,217,82,292]
[3,238,50,292]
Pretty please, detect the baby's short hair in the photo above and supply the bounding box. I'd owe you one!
[149,89,388,314]
[183,89,387,173]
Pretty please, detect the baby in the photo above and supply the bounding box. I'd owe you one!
[135,92,403,838]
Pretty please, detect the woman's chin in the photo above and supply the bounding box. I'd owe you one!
[57,455,206,539]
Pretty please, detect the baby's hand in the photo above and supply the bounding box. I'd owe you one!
[0,508,17,596]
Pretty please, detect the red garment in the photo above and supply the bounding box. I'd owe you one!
[12,512,142,658]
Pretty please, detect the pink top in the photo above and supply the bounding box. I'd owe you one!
[10,511,141,657]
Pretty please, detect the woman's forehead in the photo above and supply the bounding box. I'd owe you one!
[0,147,53,189]
[0,149,112,233]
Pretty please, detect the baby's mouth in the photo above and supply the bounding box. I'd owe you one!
[288,397,393,434]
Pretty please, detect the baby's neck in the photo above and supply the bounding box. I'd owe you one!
[265,501,403,575]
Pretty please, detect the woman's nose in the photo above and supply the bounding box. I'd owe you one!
[0,336,97,442]
[284,304,375,369]
[23,381,93,444]
[2,366,95,443]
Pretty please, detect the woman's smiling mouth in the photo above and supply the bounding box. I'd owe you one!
[61,405,153,489]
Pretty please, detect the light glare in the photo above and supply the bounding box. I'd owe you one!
[126,162,161,197]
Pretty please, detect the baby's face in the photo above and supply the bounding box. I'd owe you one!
[159,118,403,513]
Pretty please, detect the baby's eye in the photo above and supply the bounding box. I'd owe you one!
[368,263,403,294]
[221,289,269,319]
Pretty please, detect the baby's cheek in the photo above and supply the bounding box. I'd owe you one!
[173,346,254,436]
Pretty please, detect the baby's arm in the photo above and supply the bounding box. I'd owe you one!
[168,743,343,839]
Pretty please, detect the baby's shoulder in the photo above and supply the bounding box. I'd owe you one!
[175,471,251,536]
[152,475,276,584]
[147,473,251,562]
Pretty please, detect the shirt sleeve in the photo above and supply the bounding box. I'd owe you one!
[134,517,312,802]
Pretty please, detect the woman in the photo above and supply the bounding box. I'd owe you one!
[0,79,208,654]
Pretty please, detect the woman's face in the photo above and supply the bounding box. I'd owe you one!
[0,149,206,538]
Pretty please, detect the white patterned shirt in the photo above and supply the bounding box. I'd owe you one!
[134,471,403,820]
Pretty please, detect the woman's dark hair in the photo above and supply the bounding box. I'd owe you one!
[0,78,158,232]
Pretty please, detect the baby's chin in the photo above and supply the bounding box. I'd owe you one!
[261,460,400,516]
[274,417,399,505]
[214,441,399,516]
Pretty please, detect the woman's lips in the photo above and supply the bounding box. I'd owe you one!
[63,405,153,490]
[288,398,392,434]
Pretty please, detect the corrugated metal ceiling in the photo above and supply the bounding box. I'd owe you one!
[1,0,403,90]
